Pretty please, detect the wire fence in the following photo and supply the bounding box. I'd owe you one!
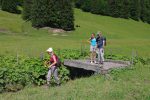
[0,39,142,66]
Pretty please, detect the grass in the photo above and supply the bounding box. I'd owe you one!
[0,9,150,56]
[0,9,150,100]
[0,64,150,100]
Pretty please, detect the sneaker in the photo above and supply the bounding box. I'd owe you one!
[94,61,97,64]
[90,61,93,64]
[101,62,104,65]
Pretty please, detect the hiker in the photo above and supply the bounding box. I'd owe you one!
[88,33,97,64]
[96,31,106,64]
[46,47,60,86]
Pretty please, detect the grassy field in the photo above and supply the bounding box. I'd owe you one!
[0,9,150,56]
[0,9,150,100]
[0,63,150,100]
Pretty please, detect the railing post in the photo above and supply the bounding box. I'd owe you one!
[40,52,44,61]
[16,52,19,65]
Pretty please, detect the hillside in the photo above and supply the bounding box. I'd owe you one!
[0,9,150,57]
[0,8,150,100]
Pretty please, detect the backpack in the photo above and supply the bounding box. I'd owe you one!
[50,54,61,67]
[56,57,61,67]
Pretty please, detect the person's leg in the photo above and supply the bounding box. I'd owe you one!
[97,48,101,64]
[53,67,60,85]
[93,51,96,63]
[90,46,93,63]
[101,48,105,62]
[93,46,97,63]
[90,52,93,63]
[100,48,104,64]
[46,68,52,85]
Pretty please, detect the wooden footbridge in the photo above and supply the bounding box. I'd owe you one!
[64,59,130,74]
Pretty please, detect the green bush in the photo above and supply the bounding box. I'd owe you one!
[0,56,67,92]
[1,48,149,92]
[0,49,88,92]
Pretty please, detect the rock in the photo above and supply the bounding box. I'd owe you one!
[48,28,66,33]
[41,27,50,30]
[61,34,68,37]
[52,33,59,36]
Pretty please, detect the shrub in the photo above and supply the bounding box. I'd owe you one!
[0,49,88,92]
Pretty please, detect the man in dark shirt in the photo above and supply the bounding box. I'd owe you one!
[96,32,105,64]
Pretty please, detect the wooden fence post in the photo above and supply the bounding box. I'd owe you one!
[16,52,19,65]
[40,52,44,61]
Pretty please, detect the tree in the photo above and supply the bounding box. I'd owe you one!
[130,0,141,21]
[1,0,20,13]
[0,0,2,8]
[91,0,108,15]
[31,0,48,27]
[140,0,150,24]
[59,0,74,30]
[81,0,92,12]
[108,0,121,17]
[75,0,84,8]
[31,0,74,31]
[119,0,131,19]
[22,0,33,20]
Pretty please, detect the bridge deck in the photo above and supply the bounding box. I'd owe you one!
[64,59,130,74]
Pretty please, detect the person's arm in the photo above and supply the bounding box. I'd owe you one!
[96,37,98,48]
[102,38,105,48]
[87,38,91,44]
[49,55,57,68]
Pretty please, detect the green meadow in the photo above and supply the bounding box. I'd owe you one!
[0,64,150,100]
[0,9,150,57]
[0,8,150,100]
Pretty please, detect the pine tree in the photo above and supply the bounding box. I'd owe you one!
[22,0,33,20]
[75,0,84,8]
[0,0,2,8]
[1,0,19,13]
[59,0,74,30]
[141,0,150,24]
[119,0,130,19]
[81,0,92,12]
[46,0,61,28]
[31,0,74,30]
[31,0,48,27]
[130,0,141,21]
[91,0,108,15]
[108,0,120,17]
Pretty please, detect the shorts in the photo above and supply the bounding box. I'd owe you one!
[90,45,97,52]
